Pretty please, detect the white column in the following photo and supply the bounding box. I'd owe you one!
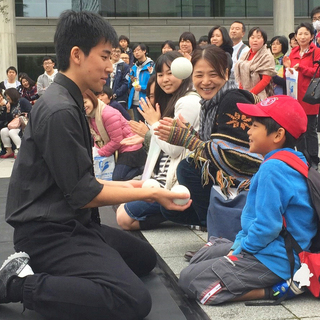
[0,0,17,81]
[273,0,295,40]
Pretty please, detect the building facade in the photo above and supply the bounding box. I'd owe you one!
[11,0,320,79]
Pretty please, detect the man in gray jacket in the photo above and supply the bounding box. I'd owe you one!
[36,56,58,96]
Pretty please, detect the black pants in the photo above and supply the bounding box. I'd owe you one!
[297,114,319,167]
[13,220,157,320]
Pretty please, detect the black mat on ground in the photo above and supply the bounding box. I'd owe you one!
[0,178,209,320]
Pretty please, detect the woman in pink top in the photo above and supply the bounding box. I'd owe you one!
[83,89,146,181]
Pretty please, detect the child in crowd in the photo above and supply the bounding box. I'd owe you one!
[179,95,317,304]
[97,86,131,121]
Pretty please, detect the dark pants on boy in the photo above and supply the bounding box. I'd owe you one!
[179,237,282,305]
[13,220,157,320]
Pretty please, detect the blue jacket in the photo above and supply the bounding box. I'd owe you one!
[106,61,130,104]
[128,58,154,110]
[232,148,317,280]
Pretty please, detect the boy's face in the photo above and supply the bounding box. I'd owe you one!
[247,121,276,156]
[97,92,111,105]
[7,70,17,82]
[80,40,113,93]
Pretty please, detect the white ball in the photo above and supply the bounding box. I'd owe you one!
[142,179,161,189]
[170,57,193,80]
[171,185,190,205]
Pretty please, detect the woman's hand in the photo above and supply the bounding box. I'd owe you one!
[129,120,149,137]
[178,50,192,61]
[282,56,291,69]
[138,97,161,125]
[154,122,172,142]
[120,134,144,146]
[293,63,299,71]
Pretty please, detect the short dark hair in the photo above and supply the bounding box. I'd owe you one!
[102,85,113,98]
[42,56,55,64]
[288,32,296,40]
[252,117,298,149]
[179,32,197,52]
[119,35,130,45]
[295,22,314,43]
[231,21,246,32]
[54,10,118,72]
[208,26,233,47]
[5,88,20,104]
[6,66,17,75]
[132,43,147,53]
[270,36,289,55]
[198,35,208,44]
[311,6,320,19]
[248,27,268,44]
[161,40,176,51]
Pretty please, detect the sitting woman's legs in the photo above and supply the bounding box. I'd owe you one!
[116,201,165,230]
[8,128,22,149]
[0,127,13,155]
[112,164,142,181]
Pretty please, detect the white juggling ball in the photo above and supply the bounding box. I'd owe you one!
[171,185,190,205]
[142,179,161,189]
[170,57,193,80]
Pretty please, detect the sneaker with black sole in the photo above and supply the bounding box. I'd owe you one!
[0,252,34,303]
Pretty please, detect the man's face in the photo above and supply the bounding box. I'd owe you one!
[120,53,130,64]
[80,40,113,93]
[119,39,128,50]
[111,47,121,63]
[43,59,54,73]
[229,23,245,43]
[7,70,17,82]
[133,46,146,61]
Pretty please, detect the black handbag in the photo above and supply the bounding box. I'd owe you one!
[303,61,320,105]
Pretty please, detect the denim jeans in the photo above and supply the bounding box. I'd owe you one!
[112,164,143,181]
[161,158,213,226]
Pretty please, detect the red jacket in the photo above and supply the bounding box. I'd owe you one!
[288,43,320,115]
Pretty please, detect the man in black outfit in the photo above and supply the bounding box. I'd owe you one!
[0,10,191,320]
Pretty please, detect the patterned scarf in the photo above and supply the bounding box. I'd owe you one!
[199,81,237,141]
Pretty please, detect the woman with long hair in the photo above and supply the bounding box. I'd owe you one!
[283,22,320,169]
[155,45,262,228]
[116,51,201,230]
[20,75,39,105]
[83,89,147,181]
[0,88,32,158]
[178,31,197,60]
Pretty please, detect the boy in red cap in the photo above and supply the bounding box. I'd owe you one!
[179,95,318,304]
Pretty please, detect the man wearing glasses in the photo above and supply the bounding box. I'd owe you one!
[106,44,130,108]
[36,56,58,96]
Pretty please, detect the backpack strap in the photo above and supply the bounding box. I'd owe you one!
[267,150,308,178]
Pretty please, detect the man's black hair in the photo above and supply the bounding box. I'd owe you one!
[42,56,55,64]
[231,20,246,33]
[6,66,17,75]
[252,117,298,149]
[311,6,320,19]
[54,10,118,72]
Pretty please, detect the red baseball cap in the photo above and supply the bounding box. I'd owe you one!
[237,95,307,139]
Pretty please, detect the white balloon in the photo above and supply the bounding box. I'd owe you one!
[171,185,190,205]
[142,179,161,189]
[170,57,193,80]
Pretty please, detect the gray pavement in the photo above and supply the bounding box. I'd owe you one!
[1,158,319,319]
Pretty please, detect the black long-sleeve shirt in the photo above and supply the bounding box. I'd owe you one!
[6,73,103,227]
